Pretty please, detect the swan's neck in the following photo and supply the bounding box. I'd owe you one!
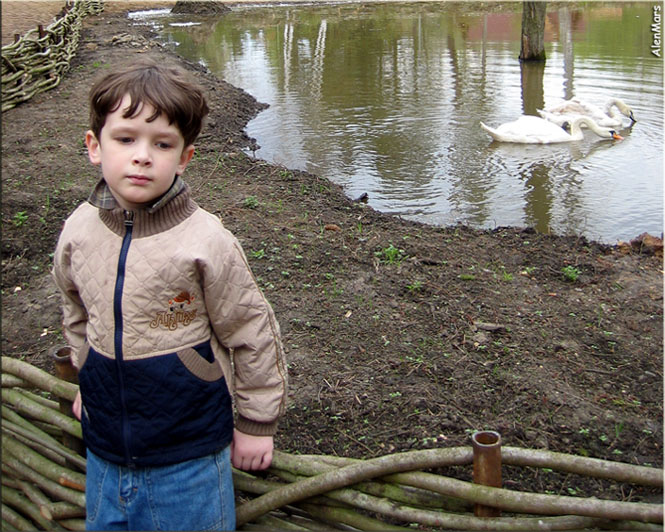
[605,98,627,115]
[572,116,604,135]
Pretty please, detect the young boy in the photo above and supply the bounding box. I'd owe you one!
[52,58,288,531]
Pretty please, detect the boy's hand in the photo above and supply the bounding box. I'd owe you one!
[231,429,273,470]
[72,390,82,421]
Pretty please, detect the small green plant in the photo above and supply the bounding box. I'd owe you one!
[12,211,28,227]
[562,265,581,282]
[405,354,424,365]
[459,273,476,281]
[251,249,265,259]
[407,280,423,292]
[376,244,405,264]
[243,195,260,209]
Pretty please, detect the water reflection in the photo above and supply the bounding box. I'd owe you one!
[485,131,630,234]
[142,2,663,243]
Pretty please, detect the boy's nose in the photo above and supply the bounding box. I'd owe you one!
[132,144,152,166]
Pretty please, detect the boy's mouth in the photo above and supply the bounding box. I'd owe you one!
[127,175,151,185]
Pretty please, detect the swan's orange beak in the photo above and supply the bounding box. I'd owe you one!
[612,132,624,140]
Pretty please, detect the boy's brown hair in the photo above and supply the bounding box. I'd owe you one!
[89,58,209,147]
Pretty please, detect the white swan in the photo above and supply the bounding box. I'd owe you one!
[480,115,623,144]
[537,97,635,128]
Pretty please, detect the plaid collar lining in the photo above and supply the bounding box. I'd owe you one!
[88,176,186,214]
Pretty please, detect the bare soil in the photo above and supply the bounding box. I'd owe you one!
[2,3,662,504]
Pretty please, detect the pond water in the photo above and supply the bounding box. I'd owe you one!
[134,2,663,244]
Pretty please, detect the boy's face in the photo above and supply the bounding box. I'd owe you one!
[85,94,195,211]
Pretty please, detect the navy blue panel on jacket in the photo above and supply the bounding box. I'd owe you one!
[79,341,234,468]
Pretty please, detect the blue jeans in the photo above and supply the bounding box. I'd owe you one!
[85,446,235,531]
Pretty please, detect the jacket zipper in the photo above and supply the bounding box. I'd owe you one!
[114,211,134,466]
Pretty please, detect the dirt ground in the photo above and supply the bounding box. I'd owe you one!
[2,2,662,505]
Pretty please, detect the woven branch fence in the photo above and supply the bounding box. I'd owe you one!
[1,0,104,113]
[1,354,662,531]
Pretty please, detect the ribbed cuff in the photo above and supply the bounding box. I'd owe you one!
[235,416,278,437]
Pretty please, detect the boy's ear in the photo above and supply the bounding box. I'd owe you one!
[177,145,196,175]
[85,130,102,165]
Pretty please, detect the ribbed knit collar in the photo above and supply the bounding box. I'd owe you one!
[88,175,186,213]
[89,177,197,238]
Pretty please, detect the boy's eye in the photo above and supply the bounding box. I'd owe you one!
[116,137,133,144]
[157,142,172,149]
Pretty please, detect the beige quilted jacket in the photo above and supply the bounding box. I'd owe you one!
[52,184,287,464]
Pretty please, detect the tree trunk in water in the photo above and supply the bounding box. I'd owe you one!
[519,2,547,62]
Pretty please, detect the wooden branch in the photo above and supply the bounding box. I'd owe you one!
[57,518,86,531]
[15,387,61,411]
[238,450,663,526]
[2,374,29,388]
[3,420,86,472]
[2,458,85,509]
[2,389,82,439]
[2,404,61,444]
[2,433,85,492]
[1,502,34,531]
[1,357,78,402]
[502,446,663,487]
[2,455,85,508]
[236,447,475,525]
[270,467,608,531]
[15,479,54,519]
[271,452,470,512]
[42,501,86,520]
[1,485,66,531]
[11,429,69,468]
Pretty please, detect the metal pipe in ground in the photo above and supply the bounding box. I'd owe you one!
[472,430,502,517]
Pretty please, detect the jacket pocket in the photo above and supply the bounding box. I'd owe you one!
[177,341,224,382]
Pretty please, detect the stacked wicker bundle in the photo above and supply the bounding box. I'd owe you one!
[2,355,662,531]
[235,449,663,530]
[2,356,84,530]
[1,0,104,112]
